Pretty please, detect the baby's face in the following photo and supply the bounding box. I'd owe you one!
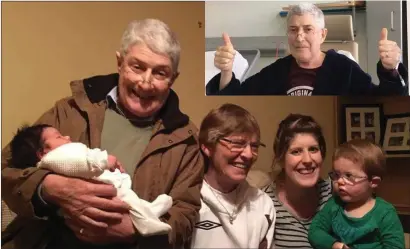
[331,157,373,203]
[41,127,71,153]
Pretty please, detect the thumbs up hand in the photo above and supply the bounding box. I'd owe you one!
[214,33,236,72]
[379,28,401,70]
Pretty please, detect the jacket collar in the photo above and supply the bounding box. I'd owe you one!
[70,73,189,131]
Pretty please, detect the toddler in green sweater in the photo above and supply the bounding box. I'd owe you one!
[308,139,404,249]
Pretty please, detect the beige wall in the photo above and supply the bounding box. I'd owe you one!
[2,2,336,176]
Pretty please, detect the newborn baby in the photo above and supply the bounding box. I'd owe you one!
[9,124,172,236]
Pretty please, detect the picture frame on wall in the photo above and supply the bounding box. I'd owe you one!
[342,104,383,144]
[382,113,410,155]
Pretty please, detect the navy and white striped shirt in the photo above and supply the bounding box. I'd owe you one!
[263,179,333,248]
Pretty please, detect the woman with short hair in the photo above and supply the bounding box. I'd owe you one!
[191,103,275,249]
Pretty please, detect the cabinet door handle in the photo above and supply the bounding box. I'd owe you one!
[391,11,396,31]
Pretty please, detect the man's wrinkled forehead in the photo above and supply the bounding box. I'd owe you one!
[288,14,321,28]
[128,56,172,71]
[124,44,173,70]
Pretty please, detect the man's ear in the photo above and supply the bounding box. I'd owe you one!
[320,28,328,44]
[116,51,123,73]
[168,72,180,88]
[370,176,382,189]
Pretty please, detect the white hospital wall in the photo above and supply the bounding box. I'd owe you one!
[205,1,368,72]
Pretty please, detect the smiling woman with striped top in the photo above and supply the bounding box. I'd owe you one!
[263,114,333,248]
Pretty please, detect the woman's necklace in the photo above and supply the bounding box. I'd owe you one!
[204,177,239,224]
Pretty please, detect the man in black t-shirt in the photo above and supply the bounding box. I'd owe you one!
[207,3,407,96]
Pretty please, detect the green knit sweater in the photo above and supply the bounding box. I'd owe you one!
[308,196,404,249]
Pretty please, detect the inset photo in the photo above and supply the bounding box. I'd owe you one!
[205,1,408,96]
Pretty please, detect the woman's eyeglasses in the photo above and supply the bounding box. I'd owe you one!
[218,138,266,156]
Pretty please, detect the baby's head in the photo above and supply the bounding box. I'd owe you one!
[330,139,385,203]
[10,124,71,169]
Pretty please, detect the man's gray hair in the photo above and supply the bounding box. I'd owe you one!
[119,19,181,72]
[286,3,325,29]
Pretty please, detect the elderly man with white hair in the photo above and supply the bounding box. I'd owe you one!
[207,3,408,96]
[1,19,204,249]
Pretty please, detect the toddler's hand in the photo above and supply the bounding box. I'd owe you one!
[332,242,350,249]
